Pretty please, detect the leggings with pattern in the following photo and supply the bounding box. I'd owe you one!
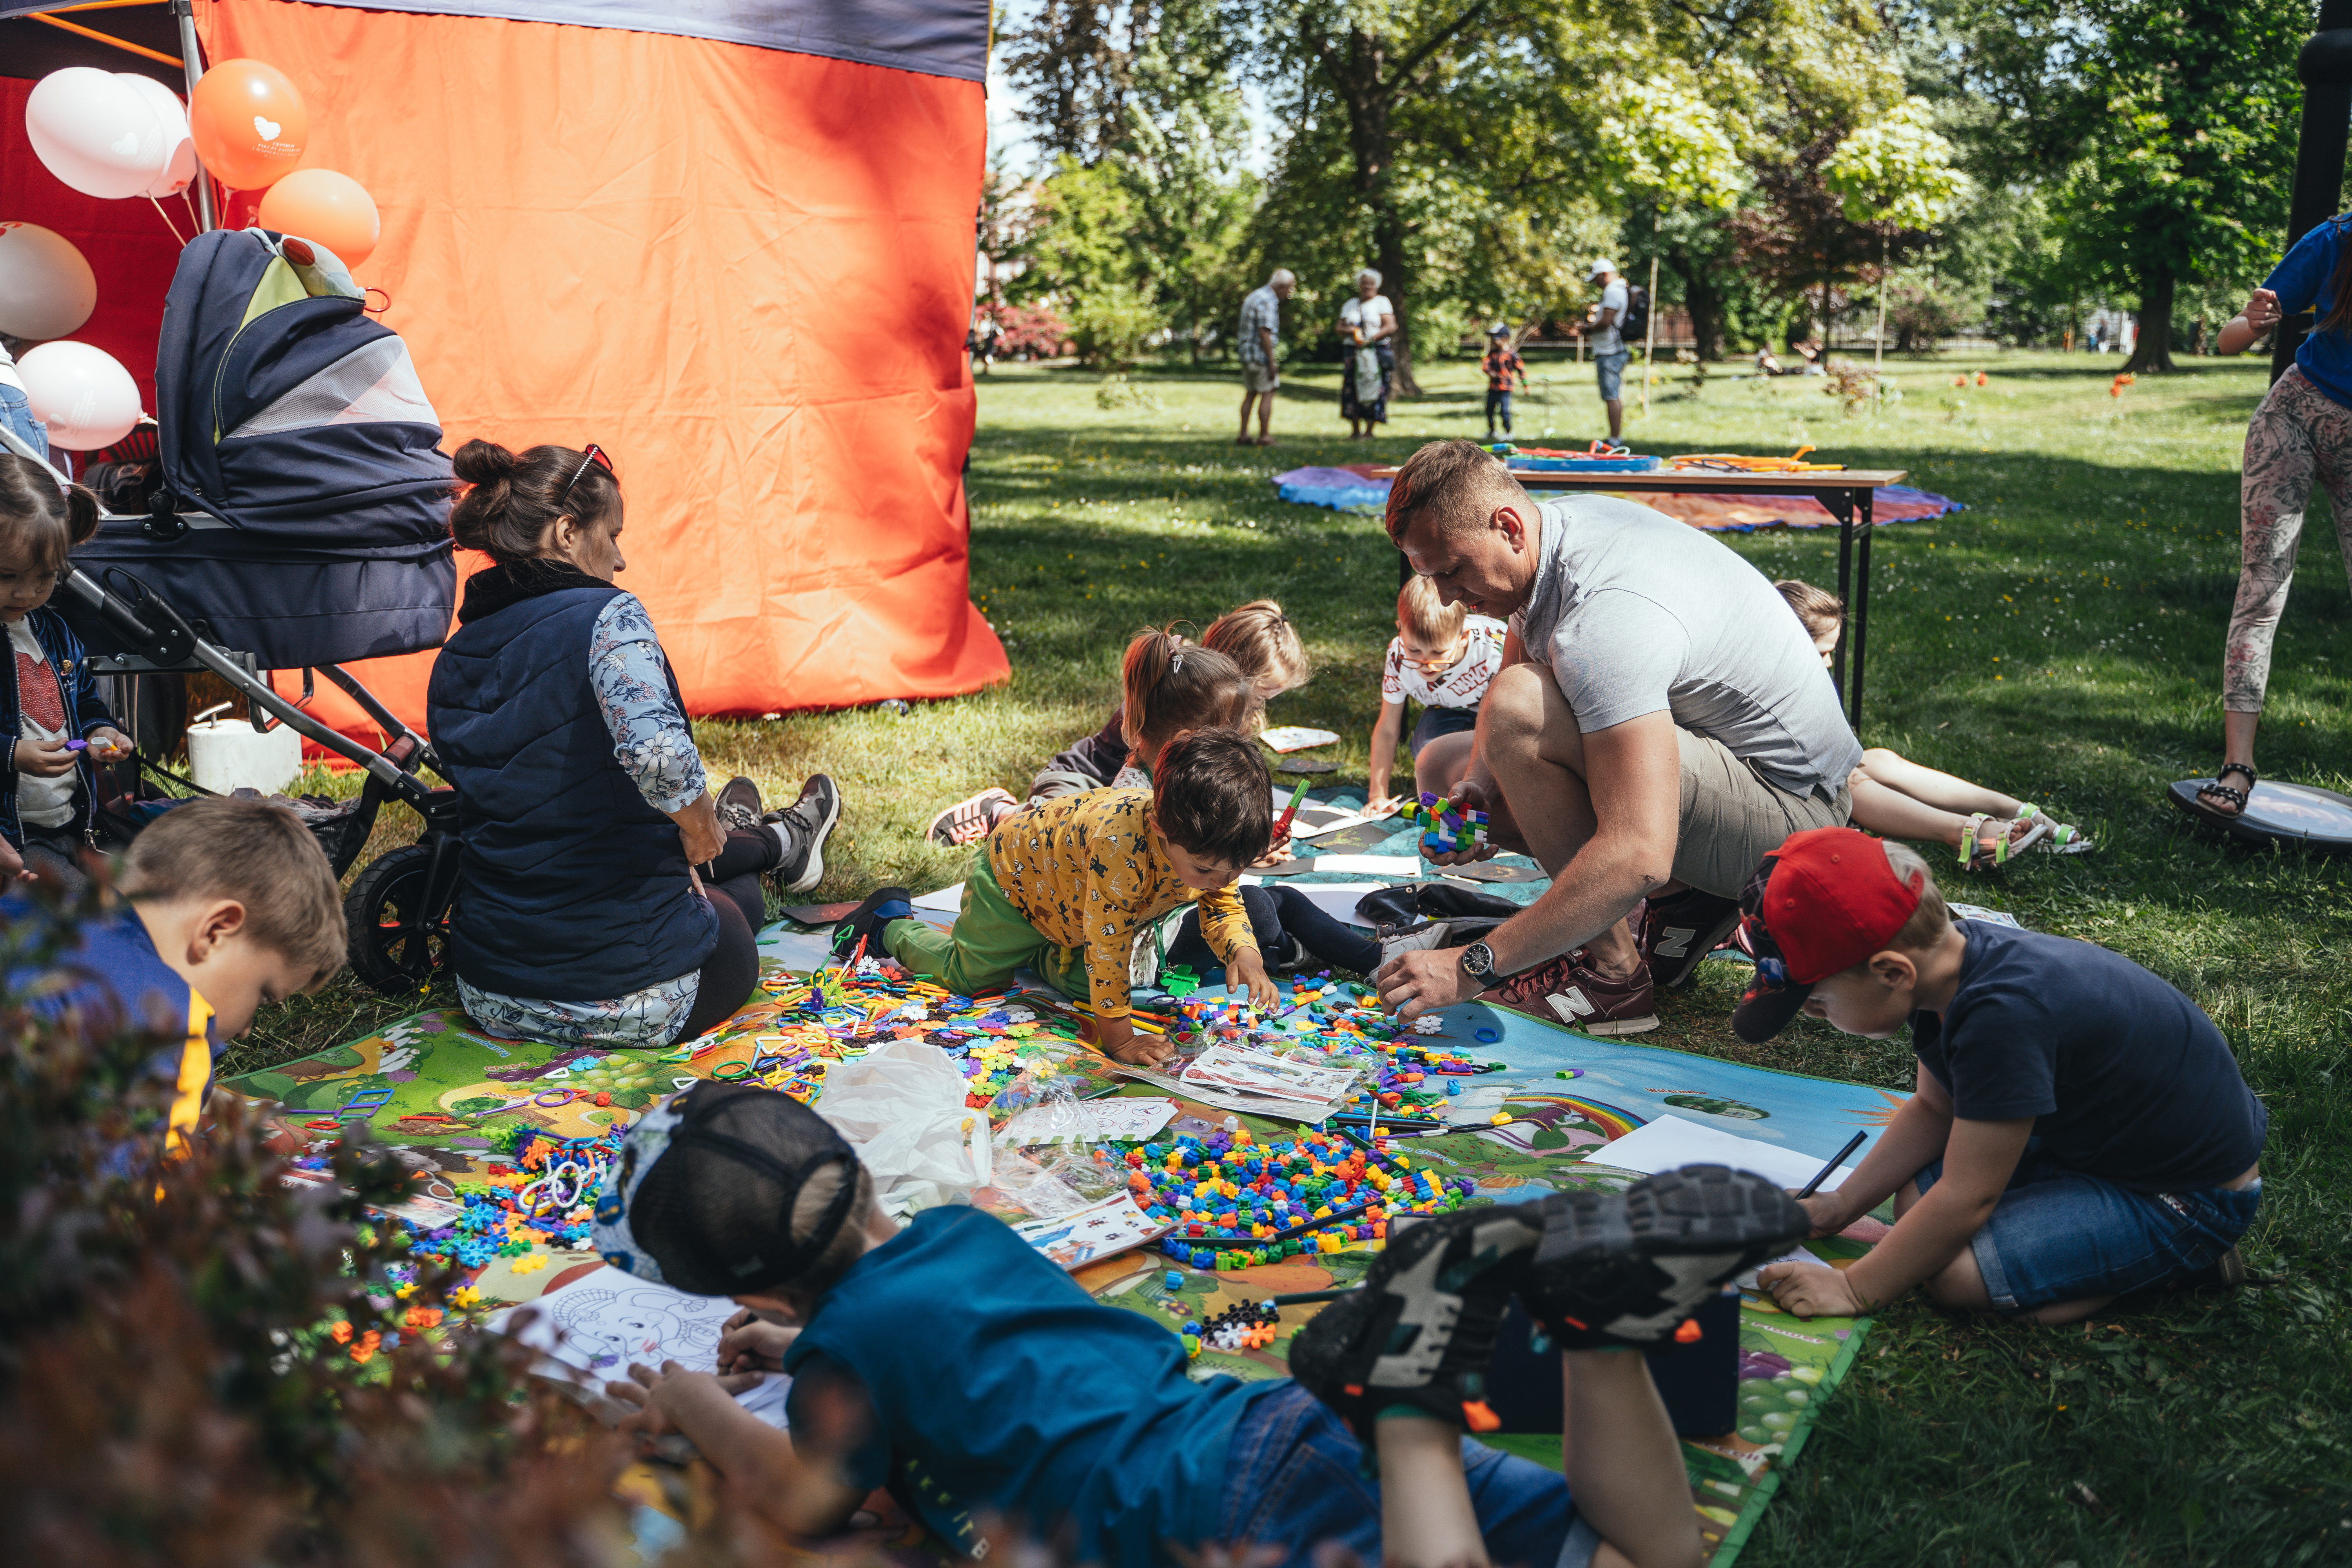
[2227,365,2352,712]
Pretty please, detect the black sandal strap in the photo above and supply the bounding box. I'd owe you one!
[2200,782,2248,809]
[2215,762,2257,790]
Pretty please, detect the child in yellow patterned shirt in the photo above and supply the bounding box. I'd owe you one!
[835,730,1278,1065]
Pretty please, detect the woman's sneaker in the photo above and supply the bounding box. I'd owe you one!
[765,775,842,895]
[715,776,764,834]
[829,886,913,959]
[1287,1205,1542,1441]
[1520,1167,1808,1348]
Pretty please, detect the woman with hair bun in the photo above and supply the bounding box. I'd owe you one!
[427,439,845,1047]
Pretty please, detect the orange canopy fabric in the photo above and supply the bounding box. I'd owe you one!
[194,0,1004,735]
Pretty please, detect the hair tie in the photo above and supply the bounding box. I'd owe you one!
[1171,653,1184,674]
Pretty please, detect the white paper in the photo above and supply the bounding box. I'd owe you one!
[1580,1114,1860,1193]
[1285,882,1408,926]
[1736,1246,1822,1291]
[913,882,965,913]
[1260,726,1341,753]
[1011,1192,1170,1268]
[1000,1096,1179,1145]
[1184,1043,1362,1103]
[495,1266,793,1428]
[1290,854,1423,877]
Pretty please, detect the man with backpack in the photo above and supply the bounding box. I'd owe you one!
[1581,259,1642,452]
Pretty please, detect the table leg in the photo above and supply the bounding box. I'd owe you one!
[1825,489,1855,709]
[1850,488,1875,731]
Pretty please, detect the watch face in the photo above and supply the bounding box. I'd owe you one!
[1462,942,1494,976]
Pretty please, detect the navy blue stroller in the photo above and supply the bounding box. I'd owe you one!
[56,228,461,997]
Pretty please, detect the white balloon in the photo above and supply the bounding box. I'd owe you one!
[117,74,195,200]
[24,67,169,201]
[0,223,98,340]
[18,341,142,452]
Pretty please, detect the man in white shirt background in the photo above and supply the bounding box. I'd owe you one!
[1583,259,1630,451]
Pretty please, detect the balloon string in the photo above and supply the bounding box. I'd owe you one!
[146,195,187,248]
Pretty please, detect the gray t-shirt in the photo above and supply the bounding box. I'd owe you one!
[1509,498,1862,797]
[1590,278,1629,356]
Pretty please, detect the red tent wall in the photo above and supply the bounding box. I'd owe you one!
[194,0,1005,733]
[0,76,179,414]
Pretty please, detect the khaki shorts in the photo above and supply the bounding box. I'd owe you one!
[1242,361,1279,394]
[1672,728,1851,897]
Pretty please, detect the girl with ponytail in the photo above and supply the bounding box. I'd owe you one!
[0,451,131,887]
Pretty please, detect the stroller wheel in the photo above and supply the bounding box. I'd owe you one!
[345,843,452,998]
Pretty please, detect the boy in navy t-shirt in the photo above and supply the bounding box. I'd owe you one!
[593,1083,1807,1568]
[1735,827,2265,1325]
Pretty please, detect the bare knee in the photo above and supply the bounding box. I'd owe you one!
[1483,662,1571,761]
[1859,747,1900,773]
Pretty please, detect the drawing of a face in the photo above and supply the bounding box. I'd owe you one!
[551,1288,718,1372]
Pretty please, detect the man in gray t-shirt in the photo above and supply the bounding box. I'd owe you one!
[1373,441,1859,1034]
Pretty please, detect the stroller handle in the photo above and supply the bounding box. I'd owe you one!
[61,567,423,799]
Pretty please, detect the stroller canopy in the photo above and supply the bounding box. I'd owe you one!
[66,229,456,671]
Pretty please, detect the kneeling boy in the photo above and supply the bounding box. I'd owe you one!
[595,1083,1807,1568]
[1738,827,2264,1325]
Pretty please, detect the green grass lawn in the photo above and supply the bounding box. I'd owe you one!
[240,347,2352,1564]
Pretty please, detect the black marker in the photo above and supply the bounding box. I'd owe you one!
[1795,1131,1868,1200]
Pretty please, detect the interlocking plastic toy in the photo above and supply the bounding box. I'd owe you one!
[1407,791,1487,856]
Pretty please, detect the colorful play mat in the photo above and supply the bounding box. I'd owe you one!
[230,795,1903,1566]
[1274,463,1963,533]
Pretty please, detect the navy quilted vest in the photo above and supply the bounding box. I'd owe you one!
[426,579,715,1000]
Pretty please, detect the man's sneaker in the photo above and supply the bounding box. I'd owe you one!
[765,775,842,895]
[715,776,764,835]
[1639,888,1742,990]
[1376,921,1452,970]
[1494,949,1658,1035]
[1520,1167,1808,1349]
[1287,1205,1542,1442]
[829,886,913,959]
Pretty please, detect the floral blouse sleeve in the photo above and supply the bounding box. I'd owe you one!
[588,593,706,815]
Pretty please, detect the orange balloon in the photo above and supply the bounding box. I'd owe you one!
[189,59,308,190]
[258,168,381,267]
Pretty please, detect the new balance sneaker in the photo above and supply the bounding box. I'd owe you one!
[1494,949,1658,1035]
[1287,1205,1543,1441]
[1519,1167,1808,1349]
[829,886,913,960]
[766,775,842,895]
[1639,888,1742,990]
[715,776,764,835]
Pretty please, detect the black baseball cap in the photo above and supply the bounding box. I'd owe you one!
[592,1083,861,1296]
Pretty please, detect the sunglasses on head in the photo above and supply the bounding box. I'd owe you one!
[557,443,613,506]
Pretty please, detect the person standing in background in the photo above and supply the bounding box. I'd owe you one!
[1582,260,1630,452]
[1338,269,1397,440]
[1236,269,1295,447]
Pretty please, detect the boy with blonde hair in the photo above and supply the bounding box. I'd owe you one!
[1739,827,2263,1324]
[1368,575,1506,811]
[5,796,347,1150]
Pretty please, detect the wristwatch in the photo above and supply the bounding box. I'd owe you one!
[1459,941,1504,990]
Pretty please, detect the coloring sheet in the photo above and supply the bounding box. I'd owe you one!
[1000,1095,1179,1145]
[1259,726,1341,753]
[495,1266,791,1428]
[1011,1192,1170,1269]
[1582,1114,1858,1192]
[1183,1043,1363,1105]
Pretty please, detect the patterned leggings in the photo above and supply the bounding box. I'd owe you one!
[2228,366,2352,712]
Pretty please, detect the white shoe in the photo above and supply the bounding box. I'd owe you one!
[1378,921,1453,969]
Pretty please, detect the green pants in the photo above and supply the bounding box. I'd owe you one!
[884,852,1087,1000]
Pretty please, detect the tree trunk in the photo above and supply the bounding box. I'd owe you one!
[1667,248,1726,363]
[2123,265,2177,373]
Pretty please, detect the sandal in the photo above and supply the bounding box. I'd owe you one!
[927,787,1016,847]
[1960,813,2018,871]
[2019,804,2094,854]
[2193,763,2256,820]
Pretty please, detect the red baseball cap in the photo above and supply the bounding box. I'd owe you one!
[1731,827,1924,1042]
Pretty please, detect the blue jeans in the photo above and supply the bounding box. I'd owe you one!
[1411,703,1479,756]
[1594,350,1630,403]
[1166,883,1381,976]
[1485,388,1514,434]
[1915,1147,2261,1312]
[1217,1385,1594,1568]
